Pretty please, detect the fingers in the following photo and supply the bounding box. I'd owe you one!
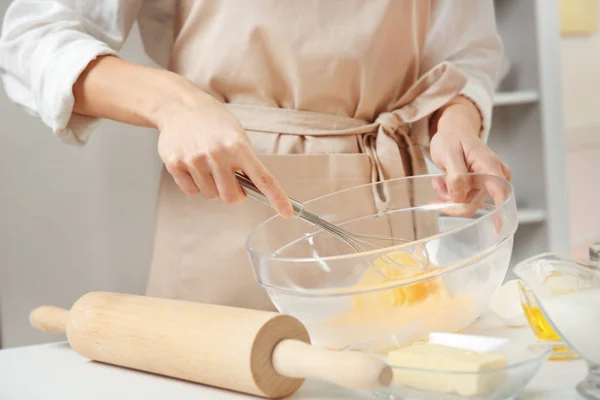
[444,158,470,204]
[188,163,219,200]
[170,168,200,196]
[157,96,291,214]
[163,139,292,218]
[431,147,507,219]
[430,176,477,218]
[207,150,246,205]
[446,173,471,204]
[164,161,200,196]
[432,176,448,200]
[472,151,511,233]
[501,162,512,182]
[475,153,510,207]
[240,151,293,219]
[431,135,470,203]
[430,132,512,230]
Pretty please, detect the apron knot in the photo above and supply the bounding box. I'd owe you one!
[361,63,470,209]
[359,110,411,208]
[364,62,469,182]
[374,111,403,134]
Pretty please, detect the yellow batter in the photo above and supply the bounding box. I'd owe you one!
[351,250,443,310]
[316,250,475,349]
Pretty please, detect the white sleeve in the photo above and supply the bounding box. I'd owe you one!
[0,0,143,145]
[422,0,503,143]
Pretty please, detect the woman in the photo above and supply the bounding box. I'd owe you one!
[0,0,509,310]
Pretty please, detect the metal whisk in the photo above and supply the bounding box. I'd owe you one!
[236,172,428,277]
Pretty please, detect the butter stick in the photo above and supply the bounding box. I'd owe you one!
[388,343,508,396]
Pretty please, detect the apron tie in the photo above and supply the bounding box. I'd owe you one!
[358,62,469,209]
[227,62,469,210]
[360,111,412,208]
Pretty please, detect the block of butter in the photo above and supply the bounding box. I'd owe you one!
[388,342,509,396]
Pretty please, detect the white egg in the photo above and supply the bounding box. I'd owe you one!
[489,279,527,327]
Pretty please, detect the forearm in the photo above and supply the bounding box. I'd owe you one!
[72,55,193,129]
[423,0,501,142]
[429,95,482,138]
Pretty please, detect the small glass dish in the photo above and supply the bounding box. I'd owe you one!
[342,333,550,400]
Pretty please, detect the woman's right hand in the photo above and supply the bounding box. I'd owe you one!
[70,56,291,217]
[155,78,293,218]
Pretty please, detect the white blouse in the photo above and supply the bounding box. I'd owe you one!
[0,0,503,145]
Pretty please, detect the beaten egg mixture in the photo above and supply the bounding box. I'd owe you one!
[328,250,474,325]
[351,250,442,310]
[312,250,476,350]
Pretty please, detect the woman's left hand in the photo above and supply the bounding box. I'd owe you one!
[429,96,511,205]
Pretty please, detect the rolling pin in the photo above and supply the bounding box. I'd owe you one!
[30,292,392,398]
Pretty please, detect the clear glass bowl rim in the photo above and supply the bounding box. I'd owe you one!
[256,234,515,297]
[245,173,517,264]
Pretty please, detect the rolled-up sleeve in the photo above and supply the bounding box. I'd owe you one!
[0,0,142,145]
[422,0,503,143]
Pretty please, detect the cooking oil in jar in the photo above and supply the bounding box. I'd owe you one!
[521,303,561,341]
[520,283,580,361]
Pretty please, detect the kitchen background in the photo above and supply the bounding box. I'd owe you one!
[0,0,598,349]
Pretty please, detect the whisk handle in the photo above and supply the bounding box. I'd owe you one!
[236,172,313,221]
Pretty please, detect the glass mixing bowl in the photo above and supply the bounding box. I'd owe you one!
[246,174,518,349]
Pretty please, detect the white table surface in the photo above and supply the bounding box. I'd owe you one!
[0,313,589,400]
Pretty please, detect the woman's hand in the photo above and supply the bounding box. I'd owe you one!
[155,79,293,218]
[72,56,292,218]
[429,96,511,205]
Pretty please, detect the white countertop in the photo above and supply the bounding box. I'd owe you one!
[0,314,588,400]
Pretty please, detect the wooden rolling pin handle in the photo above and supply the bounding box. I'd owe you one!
[271,339,392,391]
[29,306,69,333]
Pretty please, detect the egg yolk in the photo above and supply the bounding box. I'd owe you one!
[351,250,441,310]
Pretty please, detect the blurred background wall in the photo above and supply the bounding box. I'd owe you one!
[561,7,600,258]
[0,1,162,347]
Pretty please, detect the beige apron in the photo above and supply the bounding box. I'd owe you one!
[146,0,468,310]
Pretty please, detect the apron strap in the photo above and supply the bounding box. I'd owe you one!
[226,62,467,209]
[226,103,374,136]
